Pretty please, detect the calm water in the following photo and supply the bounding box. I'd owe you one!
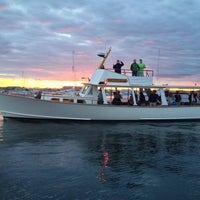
[0,116,200,200]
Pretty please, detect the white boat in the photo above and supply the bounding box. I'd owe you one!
[0,48,200,121]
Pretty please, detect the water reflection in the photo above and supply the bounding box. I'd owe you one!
[0,117,3,141]
[97,149,109,183]
[0,133,3,141]
[1,119,200,199]
[93,122,200,188]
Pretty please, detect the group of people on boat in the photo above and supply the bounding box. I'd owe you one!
[127,89,160,106]
[113,59,146,76]
[167,90,199,105]
[109,89,161,106]
[98,88,200,106]
[112,91,122,105]
[135,90,199,106]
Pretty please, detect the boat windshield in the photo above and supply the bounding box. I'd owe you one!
[81,86,88,94]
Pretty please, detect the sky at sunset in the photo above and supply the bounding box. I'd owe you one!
[0,0,200,88]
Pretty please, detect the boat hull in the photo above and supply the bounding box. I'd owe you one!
[0,94,200,121]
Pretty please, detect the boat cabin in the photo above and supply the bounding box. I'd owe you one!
[78,68,168,106]
[41,48,200,106]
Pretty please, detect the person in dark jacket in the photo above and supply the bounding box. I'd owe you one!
[138,92,146,106]
[188,91,197,105]
[112,91,122,105]
[35,91,42,99]
[113,60,124,74]
[130,59,139,76]
[149,90,159,106]
[174,91,181,105]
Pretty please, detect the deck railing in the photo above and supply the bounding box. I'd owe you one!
[107,68,154,77]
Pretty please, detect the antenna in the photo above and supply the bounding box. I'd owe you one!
[98,47,111,69]
[157,48,160,73]
[72,50,76,86]
[156,48,160,83]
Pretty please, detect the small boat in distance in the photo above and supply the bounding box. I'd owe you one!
[0,48,200,121]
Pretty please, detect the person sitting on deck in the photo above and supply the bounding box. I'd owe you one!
[166,91,174,105]
[174,91,181,105]
[112,91,122,105]
[98,89,103,104]
[189,91,197,105]
[149,90,160,106]
[128,92,138,106]
[128,94,133,105]
[138,91,146,106]
[35,91,42,99]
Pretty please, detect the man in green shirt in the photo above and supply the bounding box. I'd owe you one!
[130,59,139,76]
[138,59,146,76]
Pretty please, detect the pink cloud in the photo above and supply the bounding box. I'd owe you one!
[0,5,8,11]
[91,38,105,44]
[39,20,52,25]
[60,25,84,32]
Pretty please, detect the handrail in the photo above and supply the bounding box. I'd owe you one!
[106,68,154,77]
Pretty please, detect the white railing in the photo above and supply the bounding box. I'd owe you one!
[107,68,154,77]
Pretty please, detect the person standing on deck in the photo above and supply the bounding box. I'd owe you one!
[174,91,182,105]
[189,91,197,105]
[130,59,139,76]
[113,60,124,74]
[97,88,103,104]
[138,59,146,76]
[138,91,146,106]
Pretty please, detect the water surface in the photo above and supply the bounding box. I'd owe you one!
[0,117,200,200]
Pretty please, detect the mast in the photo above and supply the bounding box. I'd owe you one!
[98,47,111,69]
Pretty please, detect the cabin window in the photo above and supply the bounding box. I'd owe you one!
[51,98,60,102]
[77,100,84,103]
[88,87,93,95]
[63,99,73,103]
[81,86,89,94]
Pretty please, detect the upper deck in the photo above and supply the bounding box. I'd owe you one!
[89,68,154,87]
[91,48,155,87]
